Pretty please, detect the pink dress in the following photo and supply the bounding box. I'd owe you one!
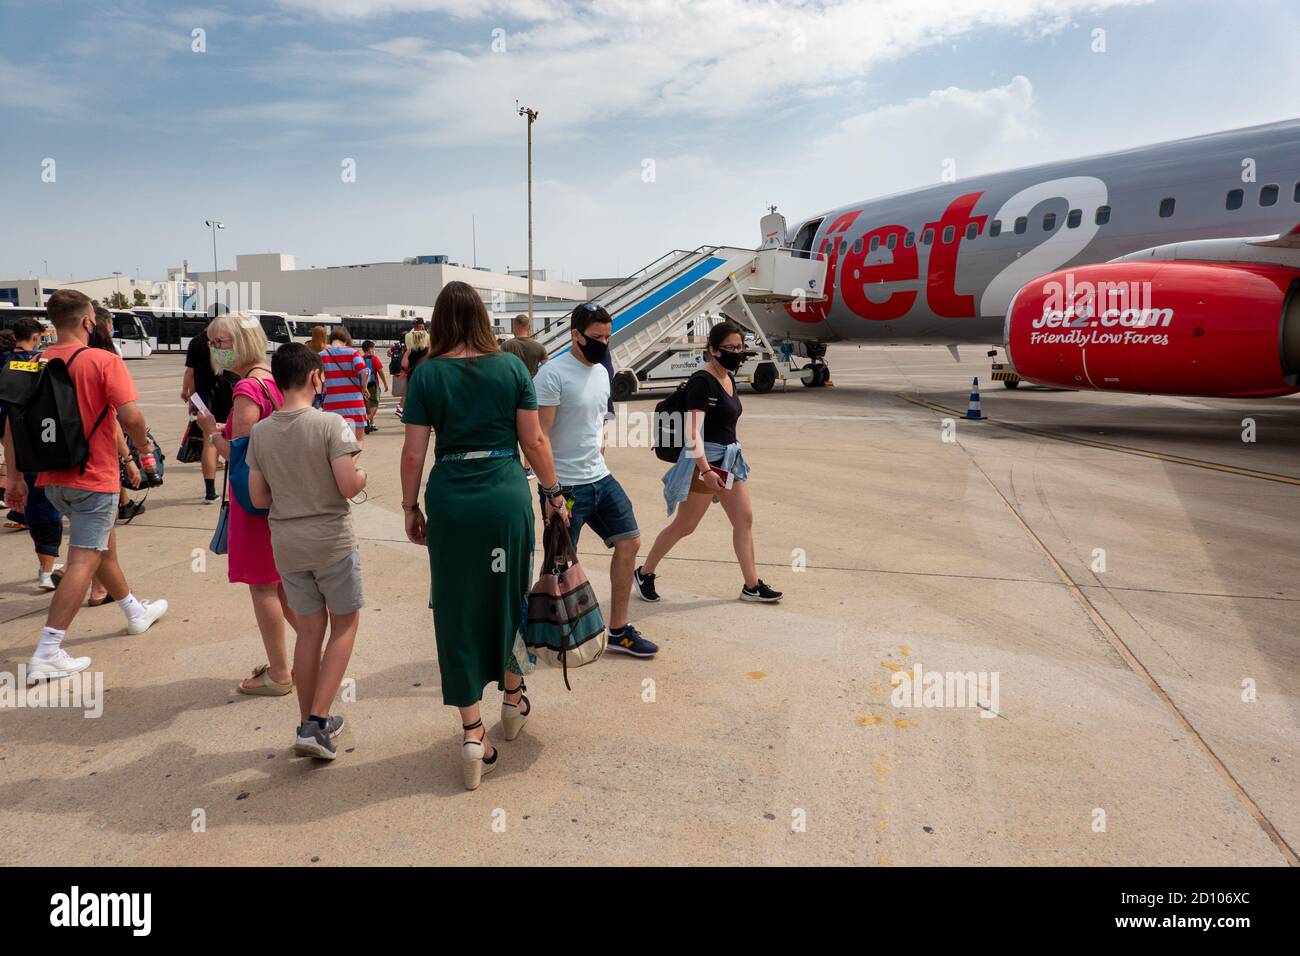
[223,375,284,586]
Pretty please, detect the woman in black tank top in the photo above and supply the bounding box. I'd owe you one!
[635,321,783,604]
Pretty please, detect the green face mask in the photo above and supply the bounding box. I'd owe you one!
[211,347,236,370]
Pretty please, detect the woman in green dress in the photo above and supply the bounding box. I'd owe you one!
[399,281,568,790]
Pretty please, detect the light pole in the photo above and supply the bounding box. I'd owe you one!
[204,219,225,315]
[112,271,123,307]
[516,104,538,332]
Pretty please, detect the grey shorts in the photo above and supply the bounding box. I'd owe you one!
[280,547,364,616]
[41,486,117,551]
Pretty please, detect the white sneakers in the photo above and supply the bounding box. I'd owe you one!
[36,564,64,591]
[27,649,92,683]
[25,596,167,686]
[126,599,168,635]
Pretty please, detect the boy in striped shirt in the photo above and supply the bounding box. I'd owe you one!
[319,328,370,448]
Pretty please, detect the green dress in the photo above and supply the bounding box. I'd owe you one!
[402,352,538,707]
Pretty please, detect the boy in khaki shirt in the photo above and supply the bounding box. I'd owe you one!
[247,343,367,760]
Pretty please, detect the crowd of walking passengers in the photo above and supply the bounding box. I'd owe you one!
[0,284,782,790]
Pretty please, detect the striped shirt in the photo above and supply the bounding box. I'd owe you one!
[319,346,369,424]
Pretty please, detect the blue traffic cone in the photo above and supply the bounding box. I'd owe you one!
[965,376,984,420]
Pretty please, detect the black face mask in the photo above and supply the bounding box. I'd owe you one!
[575,332,608,365]
[715,349,745,372]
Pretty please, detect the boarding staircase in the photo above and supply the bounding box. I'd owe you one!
[536,245,827,396]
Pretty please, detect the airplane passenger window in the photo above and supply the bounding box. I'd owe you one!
[1259,184,1279,206]
[1042,212,1057,231]
[990,220,1002,237]
[965,223,978,240]
[1226,189,1244,210]
[886,233,897,249]
[942,226,955,244]
[853,238,863,253]
[1014,217,1028,235]
[870,236,880,251]
[922,228,934,245]
[904,231,915,247]
[1067,209,1082,228]
[1158,197,1175,218]
[1095,205,1111,225]
[1294,181,1300,203]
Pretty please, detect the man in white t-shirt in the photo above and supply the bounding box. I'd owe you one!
[533,303,657,658]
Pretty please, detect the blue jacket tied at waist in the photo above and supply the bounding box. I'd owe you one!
[661,441,749,516]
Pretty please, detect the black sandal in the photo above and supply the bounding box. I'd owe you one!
[501,680,531,741]
[461,719,497,764]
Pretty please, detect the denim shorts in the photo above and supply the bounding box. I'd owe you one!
[542,473,639,549]
[280,547,365,616]
[41,485,117,552]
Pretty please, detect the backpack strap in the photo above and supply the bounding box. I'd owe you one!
[64,348,112,475]
[323,348,364,394]
[248,374,281,413]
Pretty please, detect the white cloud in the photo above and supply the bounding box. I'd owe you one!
[275,0,567,20]
[0,56,83,116]
[809,75,1040,199]
[254,0,1154,145]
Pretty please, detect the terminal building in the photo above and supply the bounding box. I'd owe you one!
[180,253,596,326]
[0,274,153,308]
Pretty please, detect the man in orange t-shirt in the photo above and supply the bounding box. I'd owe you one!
[1,289,169,682]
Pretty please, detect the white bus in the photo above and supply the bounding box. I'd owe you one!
[109,309,153,359]
[137,309,294,354]
[1,306,151,359]
[284,314,346,346]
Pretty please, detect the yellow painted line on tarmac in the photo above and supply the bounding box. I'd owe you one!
[896,393,1300,486]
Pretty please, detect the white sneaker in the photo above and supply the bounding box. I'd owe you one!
[27,649,92,683]
[36,564,63,591]
[126,598,168,635]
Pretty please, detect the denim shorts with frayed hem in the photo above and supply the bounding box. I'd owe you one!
[541,473,639,549]
[41,486,117,552]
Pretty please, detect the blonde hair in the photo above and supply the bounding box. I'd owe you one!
[207,313,268,374]
[409,330,430,351]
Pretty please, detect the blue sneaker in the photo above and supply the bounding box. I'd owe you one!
[605,623,658,658]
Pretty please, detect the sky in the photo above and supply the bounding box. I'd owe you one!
[1,0,1298,284]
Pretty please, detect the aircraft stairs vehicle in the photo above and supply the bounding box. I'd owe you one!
[535,245,827,400]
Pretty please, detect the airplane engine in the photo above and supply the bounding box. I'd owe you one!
[1004,261,1300,398]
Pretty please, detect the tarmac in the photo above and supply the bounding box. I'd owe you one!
[1,346,1297,866]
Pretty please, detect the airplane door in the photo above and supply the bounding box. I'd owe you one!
[790,218,823,259]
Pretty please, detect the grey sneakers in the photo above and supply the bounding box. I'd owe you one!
[293,715,346,760]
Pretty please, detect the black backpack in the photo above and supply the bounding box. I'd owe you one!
[388,343,405,375]
[651,370,711,463]
[3,347,110,474]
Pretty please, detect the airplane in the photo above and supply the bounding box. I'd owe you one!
[741,118,1300,399]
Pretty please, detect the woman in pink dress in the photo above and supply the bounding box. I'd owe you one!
[195,313,297,695]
